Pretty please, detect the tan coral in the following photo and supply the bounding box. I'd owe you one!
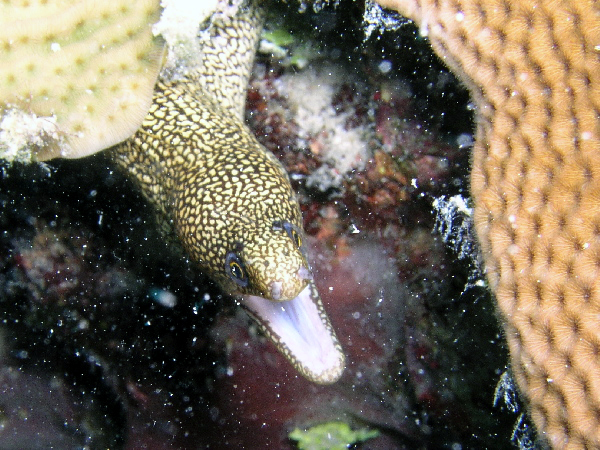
[376,0,600,447]
[0,0,164,160]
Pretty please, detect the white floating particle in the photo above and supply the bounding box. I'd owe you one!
[378,60,393,74]
[151,289,177,308]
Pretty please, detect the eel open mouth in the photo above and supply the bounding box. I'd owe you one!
[240,280,345,384]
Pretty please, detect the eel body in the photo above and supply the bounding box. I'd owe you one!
[111,2,345,384]
[376,0,600,446]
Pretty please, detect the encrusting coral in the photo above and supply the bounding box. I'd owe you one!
[0,0,165,160]
[375,0,600,447]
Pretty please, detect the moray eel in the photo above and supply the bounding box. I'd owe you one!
[111,1,345,384]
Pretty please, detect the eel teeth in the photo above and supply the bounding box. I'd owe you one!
[240,280,345,384]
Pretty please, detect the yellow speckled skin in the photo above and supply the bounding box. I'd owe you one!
[112,80,309,300]
[111,3,310,302]
[376,0,600,447]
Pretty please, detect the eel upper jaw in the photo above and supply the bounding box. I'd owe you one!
[239,280,345,384]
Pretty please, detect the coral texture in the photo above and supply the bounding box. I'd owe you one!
[375,0,600,447]
[0,0,164,160]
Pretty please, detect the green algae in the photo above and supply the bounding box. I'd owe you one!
[289,421,379,450]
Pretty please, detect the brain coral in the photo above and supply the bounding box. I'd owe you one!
[0,0,164,160]
[375,0,600,447]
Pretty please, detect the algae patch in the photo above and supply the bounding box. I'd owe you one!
[289,421,379,450]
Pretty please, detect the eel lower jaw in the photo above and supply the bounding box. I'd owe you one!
[239,280,345,384]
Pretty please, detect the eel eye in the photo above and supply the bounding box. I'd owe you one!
[225,252,248,287]
[289,228,302,248]
[273,220,303,249]
[283,221,302,248]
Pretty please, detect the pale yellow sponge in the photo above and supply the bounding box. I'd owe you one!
[376,0,600,447]
[0,0,164,161]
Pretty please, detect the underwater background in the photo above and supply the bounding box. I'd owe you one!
[0,1,520,448]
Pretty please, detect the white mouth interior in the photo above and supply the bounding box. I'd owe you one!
[240,281,344,384]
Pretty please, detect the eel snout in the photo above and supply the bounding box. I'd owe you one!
[269,265,314,301]
[240,280,345,384]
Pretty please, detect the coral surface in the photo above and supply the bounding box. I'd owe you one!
[0,0,164,160]
[375,0,600,447]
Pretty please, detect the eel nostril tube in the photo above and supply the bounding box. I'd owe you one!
[270,281,283,300]
[297,266,313,281]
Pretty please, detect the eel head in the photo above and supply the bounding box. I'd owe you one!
[220,219,345,384]
[172,139,345,384]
